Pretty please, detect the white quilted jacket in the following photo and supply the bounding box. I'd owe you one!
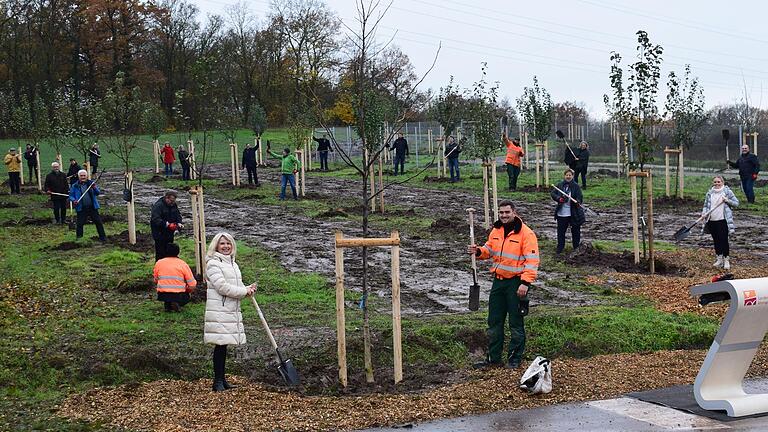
[204,252,248,345]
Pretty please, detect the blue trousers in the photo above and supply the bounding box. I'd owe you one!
[741,176,756,203]
[448,157,460,181]
[280,174,297,200]
[164,163,173,176]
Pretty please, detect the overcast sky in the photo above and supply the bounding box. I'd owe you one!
[197,0,768,119]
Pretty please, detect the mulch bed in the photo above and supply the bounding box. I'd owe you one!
[58,347,768,431]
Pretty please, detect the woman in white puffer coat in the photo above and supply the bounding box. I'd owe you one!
[204,232,257,392]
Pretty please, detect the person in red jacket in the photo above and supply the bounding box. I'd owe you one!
[160,142,176,177]
[468,200,539,369]
[153,243,196,312]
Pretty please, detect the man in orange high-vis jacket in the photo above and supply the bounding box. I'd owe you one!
[503,133,524,190]
[468,200,539,369]
[153,243,197,312]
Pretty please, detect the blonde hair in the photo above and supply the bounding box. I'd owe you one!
[207,232,237,260]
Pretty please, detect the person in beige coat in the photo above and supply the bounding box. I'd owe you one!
[204,232,257,392]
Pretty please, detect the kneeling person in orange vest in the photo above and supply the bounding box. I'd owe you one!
[153,243,197,312]
[467,200,539,369]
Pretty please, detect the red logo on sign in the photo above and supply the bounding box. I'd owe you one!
[744,290,758,306]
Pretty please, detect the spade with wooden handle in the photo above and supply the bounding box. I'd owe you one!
[250,293,300,386]
[467,208,480,311]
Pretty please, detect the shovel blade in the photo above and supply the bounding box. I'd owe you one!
[469,283,480,311]
[277,358,301,386]
[673,226,691,241]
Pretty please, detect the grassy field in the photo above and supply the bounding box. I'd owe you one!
[0,174,723,430]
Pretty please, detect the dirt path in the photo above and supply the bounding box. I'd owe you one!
[98,166,768,315]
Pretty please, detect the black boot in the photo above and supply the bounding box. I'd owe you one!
[212,379,226,392]
[222,378,236,390]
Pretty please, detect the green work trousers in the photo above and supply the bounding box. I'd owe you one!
[507,163,521,190]
[487,275,525,364]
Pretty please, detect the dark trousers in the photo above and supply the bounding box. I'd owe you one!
[280,173,297,200]
[213,344,227,382]
[8,172,20,194]
[27,164,37,183]
[164,163,173,176]
[154,237,173,261]
[181,164,191,180]
[741,176,755,203]
[488,276,525,364]
[506,164,521,189]
[76,207,106,240]
[393,154,405,175]
[707,219,730,257]
[52,199,67,223]
[575,165,588,188]
[448,157,460,181]
[556,215,581,253]
[91,164,98,176]
[319,151,329,170]
[245,164,258,184]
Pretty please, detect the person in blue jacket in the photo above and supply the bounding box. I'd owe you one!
[69,169,106,241]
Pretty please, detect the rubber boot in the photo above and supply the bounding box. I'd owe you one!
[723,257,731,270]
[222,378,236,390]
[713,255,723,268]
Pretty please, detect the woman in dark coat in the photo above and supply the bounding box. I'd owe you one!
[551,169,584,254]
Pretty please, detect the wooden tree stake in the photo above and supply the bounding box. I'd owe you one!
[153,139,160,174]
[490,159,499,222]
[126,171,136,245]
[35,149,42,191]
[647,172,655,274]
[18,147,23,185]
[334,231,348,387]
[482,160,491,229]
[543,140,549,187]
[378,153,384,213]
[630,174,640,264]
[188,140,197,180]
[391,230,402,383]
[678,146,684,199]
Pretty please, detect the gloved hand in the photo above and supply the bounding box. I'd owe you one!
[558,197,565,203]
[177,223,184,229]
[752,173,758,180]
[168,222,178,231]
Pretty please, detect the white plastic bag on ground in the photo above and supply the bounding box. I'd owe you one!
[519,356,552,394]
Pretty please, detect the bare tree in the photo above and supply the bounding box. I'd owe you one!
[306,0,438,385]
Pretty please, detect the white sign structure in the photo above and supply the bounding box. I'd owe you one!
[691,278,768,417]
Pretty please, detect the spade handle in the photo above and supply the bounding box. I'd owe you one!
[467,208,478,272]
[250,295,279,351]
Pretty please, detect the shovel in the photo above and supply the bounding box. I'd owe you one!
[249,295,301,386]
[551,184,599,217]
[673,199,726,241]
[467,208,480,311]
[556,130,578,161]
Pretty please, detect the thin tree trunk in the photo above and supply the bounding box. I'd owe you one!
[362,159,374,383]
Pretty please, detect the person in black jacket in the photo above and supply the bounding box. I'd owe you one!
[444,136,461,182]
[727,144,760,204]
[89,144,101,175]
[241,142,259,185]
[44,161,70,224]
[390,133,409,175]
[24,144,38,183]
[177,145,191,181]
[551,169,584,254]
[313,134,333,171]
[573,141,590,189]
[150,191,183,261]
[66,158,81,185]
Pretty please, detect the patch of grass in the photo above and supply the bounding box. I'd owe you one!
[528,306,717,357]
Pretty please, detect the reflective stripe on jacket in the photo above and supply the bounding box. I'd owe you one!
[504,138,524,166]
[478,217,539,283]
[153,257,197,293]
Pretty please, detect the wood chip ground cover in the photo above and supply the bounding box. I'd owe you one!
[58,347,768,431]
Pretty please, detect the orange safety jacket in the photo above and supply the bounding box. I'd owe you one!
[504,137,524,167]
[478,217,539,284]
[153,257,197,293]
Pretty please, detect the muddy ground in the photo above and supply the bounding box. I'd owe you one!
[96,165,768,317]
